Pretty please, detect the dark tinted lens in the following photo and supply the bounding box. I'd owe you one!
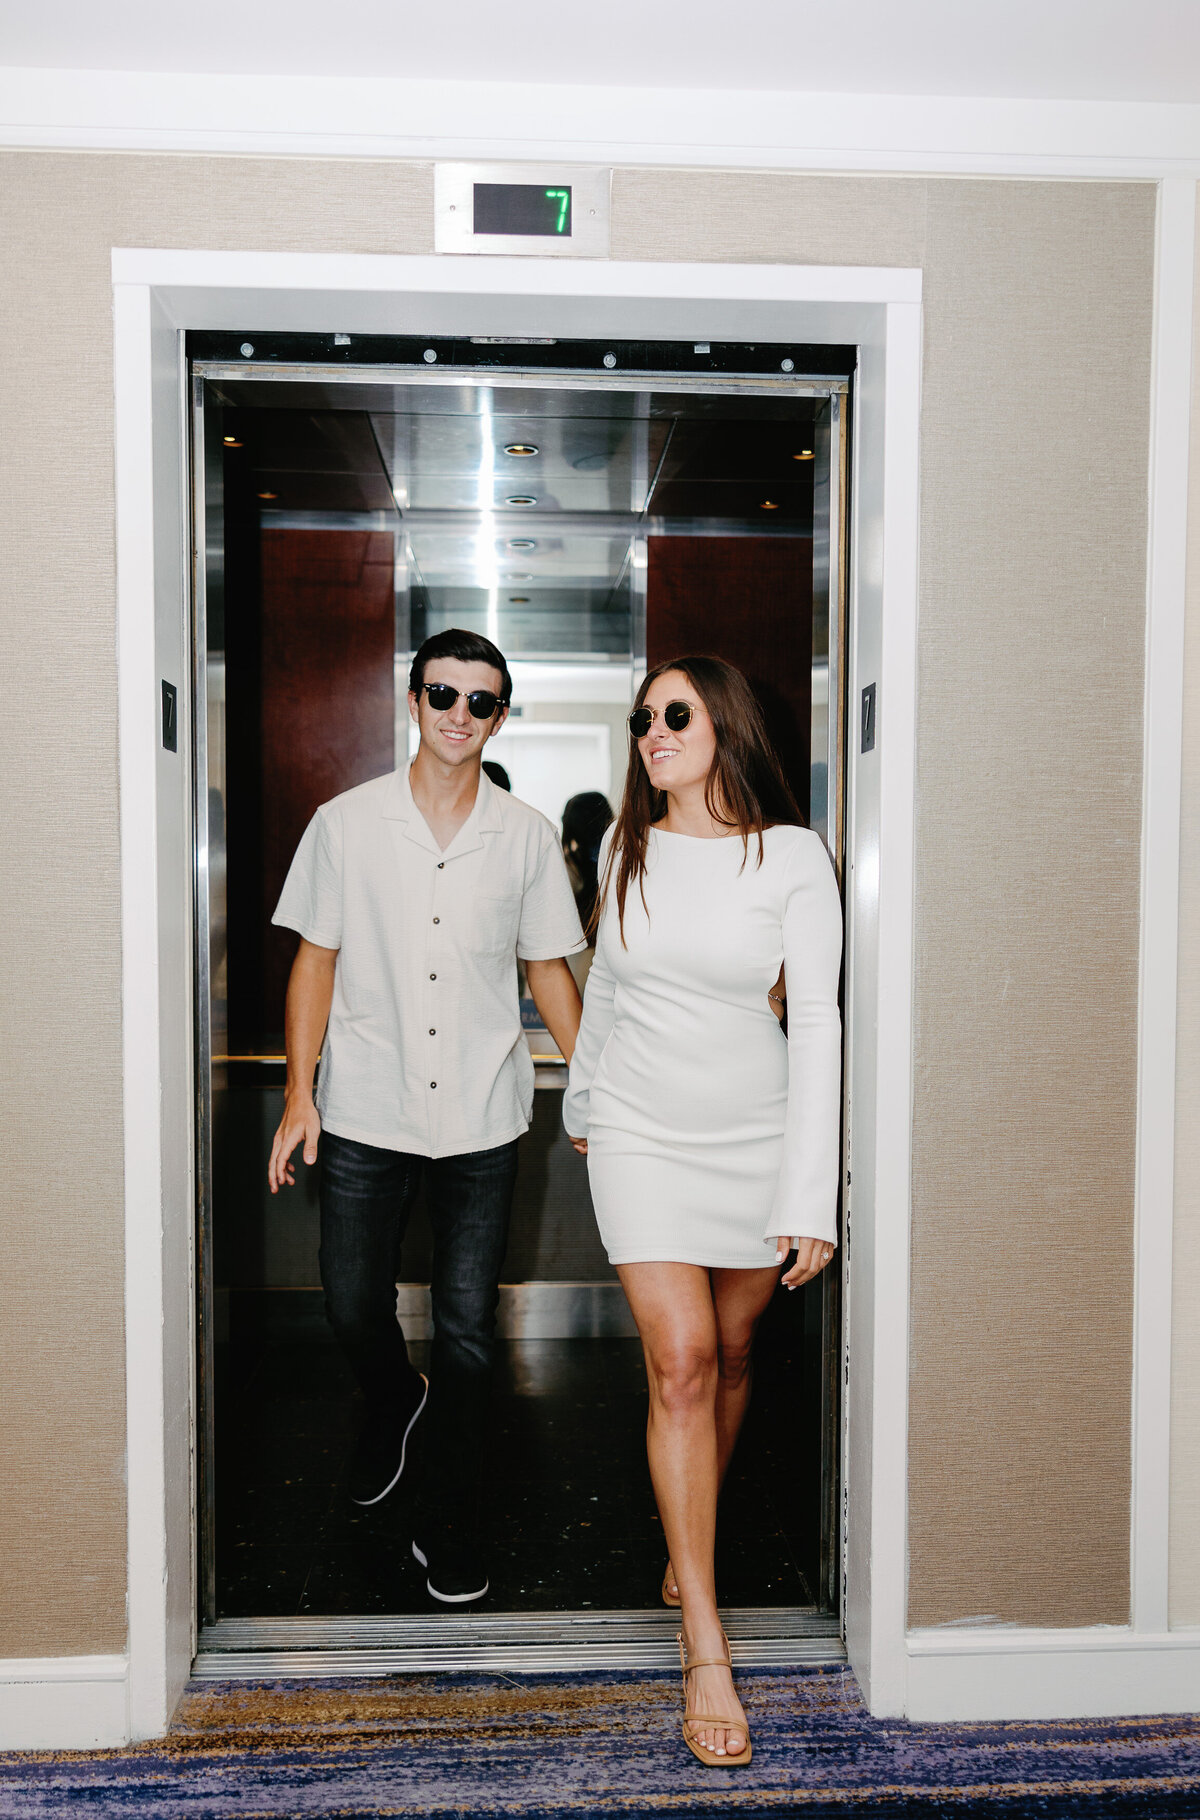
[628,707,653,738]
[466,691,501,719]
[424,683,457,708]
[664,700,694,731]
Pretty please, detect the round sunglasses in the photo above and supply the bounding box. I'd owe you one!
[628,700,696,740]
[419,682,508,719]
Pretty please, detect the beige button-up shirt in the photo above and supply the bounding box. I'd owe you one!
[273,766,585,1158]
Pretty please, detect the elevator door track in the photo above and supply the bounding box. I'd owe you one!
[195,1607,844,1679]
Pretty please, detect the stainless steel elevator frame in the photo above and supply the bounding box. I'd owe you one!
[190,357,850,1662]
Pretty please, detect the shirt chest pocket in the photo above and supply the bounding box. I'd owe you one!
[469,891,522,958]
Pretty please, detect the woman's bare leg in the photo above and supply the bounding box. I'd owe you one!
[662,1265,779,1602]
[619,1261,771,1758]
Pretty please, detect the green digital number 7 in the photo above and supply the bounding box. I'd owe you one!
[545,189,570,235]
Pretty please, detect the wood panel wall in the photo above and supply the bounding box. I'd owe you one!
[646,535,814,814]
[225,527,396,1047]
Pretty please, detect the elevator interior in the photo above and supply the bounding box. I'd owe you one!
[191,335,850,1633]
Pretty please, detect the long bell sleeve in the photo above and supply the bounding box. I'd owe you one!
[764,832,844,1246]
[562,939,616,1141]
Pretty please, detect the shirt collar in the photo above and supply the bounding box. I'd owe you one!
[382,763,506,856]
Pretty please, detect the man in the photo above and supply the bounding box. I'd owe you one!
[268,629,585,1603]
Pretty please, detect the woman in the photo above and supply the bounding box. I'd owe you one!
[563,656,842,1769]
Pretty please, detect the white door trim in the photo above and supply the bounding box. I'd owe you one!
[1131,175,1196,1635]
[111,248,923,1738]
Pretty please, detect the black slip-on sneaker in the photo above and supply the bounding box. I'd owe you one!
[348,1372,428,1506]
[412,1535,489,1604]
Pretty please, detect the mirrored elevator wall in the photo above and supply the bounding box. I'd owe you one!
[196,361,842,1618]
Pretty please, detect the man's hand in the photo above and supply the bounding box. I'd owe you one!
[268,937,337,1194]
[268,1094,322,1192]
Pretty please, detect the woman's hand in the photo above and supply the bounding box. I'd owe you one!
[569,1137,588,1156]
[774,1235,836,1289]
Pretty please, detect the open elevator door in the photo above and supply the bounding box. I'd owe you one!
[189,335,851,1673]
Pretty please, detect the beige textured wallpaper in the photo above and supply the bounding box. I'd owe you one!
[908,182,1153,1626]
[0,153,1154,1654]
[1170,193,1200,1626]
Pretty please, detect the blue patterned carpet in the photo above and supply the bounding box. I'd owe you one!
[5,1665,1200,1817]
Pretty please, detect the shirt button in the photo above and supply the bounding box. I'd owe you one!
[430,972,437,981]
[429,1028,436,1035]
[430,1081,437,1089]
[437,862,445,869]
[432,916,440,925]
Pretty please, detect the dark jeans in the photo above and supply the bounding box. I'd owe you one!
[318,1130,519,1533]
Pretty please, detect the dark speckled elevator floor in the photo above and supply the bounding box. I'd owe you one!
[212,1295,822,1618]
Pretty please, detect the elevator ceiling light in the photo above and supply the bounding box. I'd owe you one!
[793,449,815,461]
[505,495,538,507]
[760,499,780,510]
[504,443,539,457]
[507,539,537,552]
[223,436,242,447]
[509,595,531,603]
[258,491,278,500]
[506,572,535,581]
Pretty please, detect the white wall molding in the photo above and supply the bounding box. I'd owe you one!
[6,67,1200,175]
[908,1627,1200,1721]
[1132,176,1197,1632]
[0,1657,129,1751]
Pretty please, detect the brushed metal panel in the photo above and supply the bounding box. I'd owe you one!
[195,1607,842,1678]
[395,1281,637,1340]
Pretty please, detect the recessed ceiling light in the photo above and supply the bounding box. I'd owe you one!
[760,499,780,510]
[223,436,242,447]
[793,450,815,461]
[258,491,277,500]
[505,495,537,507]
[505,572,535,581]
[509,595,531,603]
[504,443,539,457]
[507,539,537,552]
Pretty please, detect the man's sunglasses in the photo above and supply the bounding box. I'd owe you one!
[419,682,508,719]
[628,700,696,740]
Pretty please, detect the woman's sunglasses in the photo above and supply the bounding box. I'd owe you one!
[419,682,507,719]
[628,700,695,740]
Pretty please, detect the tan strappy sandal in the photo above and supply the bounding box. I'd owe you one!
[661,1562,680,1608]
[677,1631,752,1768]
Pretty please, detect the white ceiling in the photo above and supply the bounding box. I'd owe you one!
[6,0,1200,103]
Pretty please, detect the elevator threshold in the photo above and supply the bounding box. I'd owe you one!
[194,1607,844,1679]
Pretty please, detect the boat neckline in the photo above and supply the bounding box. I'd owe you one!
[651,824,788,842]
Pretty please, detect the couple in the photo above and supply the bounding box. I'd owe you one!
[269,628,842,1771]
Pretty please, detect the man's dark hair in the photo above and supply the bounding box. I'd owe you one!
[409,628,512,705]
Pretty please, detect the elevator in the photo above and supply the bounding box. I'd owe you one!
[189,332,852,1665]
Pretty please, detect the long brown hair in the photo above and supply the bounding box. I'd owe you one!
[597,655,805,943]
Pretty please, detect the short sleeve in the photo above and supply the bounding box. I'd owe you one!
[515,823,587,962]
[272,805,344,950]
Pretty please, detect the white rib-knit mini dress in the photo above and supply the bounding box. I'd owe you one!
[563,824,843,1268]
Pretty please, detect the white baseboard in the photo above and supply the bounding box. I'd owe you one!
[0,1657,129,1750]
[906,1627,1200,1721]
